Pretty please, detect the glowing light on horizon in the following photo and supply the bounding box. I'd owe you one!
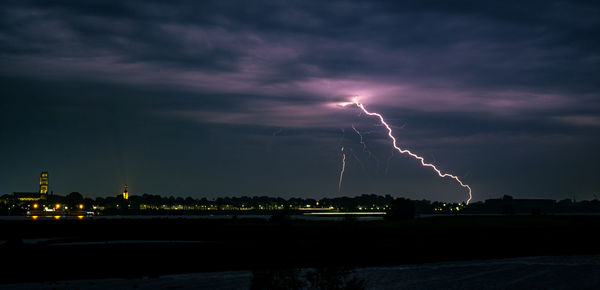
[341,97,472,204]
[338,146,347,192]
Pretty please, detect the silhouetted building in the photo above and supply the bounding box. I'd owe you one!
[13,192,43,202]
[13,171,49,202]
[485,195,555,215]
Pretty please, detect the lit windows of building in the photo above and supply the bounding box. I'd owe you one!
[13,171,50,202]
[39,171,49,195]
[13,192,43,202]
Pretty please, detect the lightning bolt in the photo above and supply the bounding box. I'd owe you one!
[338,146,346,192]
[350,150,368,174]
[342,97,473,204]
[352,124,381,170]
[352,124,368,152]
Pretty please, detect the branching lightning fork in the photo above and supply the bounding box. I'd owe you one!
[341,97,472,204]
[352,124,380,169]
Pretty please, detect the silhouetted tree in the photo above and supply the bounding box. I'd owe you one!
[385,198,416,220]
[65,192,84,207]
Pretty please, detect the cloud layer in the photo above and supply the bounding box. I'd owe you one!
[1,0,599,201]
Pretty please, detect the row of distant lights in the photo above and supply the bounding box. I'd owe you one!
[31,215,85,220]
[30,203,86,220]
[32,203,84,210]
[434,203,466,212]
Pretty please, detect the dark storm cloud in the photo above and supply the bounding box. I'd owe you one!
[2,1,599,113]
[1,0,599,200]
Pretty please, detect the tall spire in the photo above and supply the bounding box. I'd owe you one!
[123,184,129,200]
[39,171,49,194]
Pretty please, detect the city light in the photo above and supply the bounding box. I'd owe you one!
[33,203,38,209]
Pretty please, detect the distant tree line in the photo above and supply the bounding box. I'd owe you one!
[1,192,599,216]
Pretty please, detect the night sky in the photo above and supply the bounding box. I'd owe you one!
[1,1,599,202]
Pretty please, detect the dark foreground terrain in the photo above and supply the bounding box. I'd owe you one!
[3,255,600,289]
[1,215,600,284]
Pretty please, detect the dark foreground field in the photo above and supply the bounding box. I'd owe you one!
[1,215,600,284]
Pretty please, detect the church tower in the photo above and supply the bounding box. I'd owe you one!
[123,184,129,200]
[39,172,49,195]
